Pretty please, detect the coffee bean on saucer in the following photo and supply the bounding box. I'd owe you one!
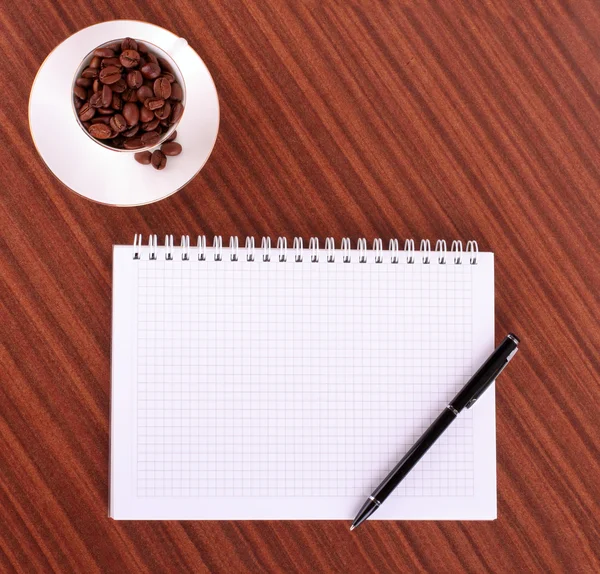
[120,49,140,68]
[153,77,171,99]
[99,66,121,84]
[124,137,144,150]
[74,85,87,99]
[122,102,139,126]
[88,123,112,139]
[121,37,138,51]
[151,150,167,170]
[154,101,171,120]
[161,141,182,156]
[78,102,95,121]
[141,117,160,132]
[134,151,152,164]
[94,47,115,58]
[110,113,127,133]
[141,62,161,79]
[170,82,183,101]
[170,102,184,124]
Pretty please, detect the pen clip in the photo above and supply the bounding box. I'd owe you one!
[466,347,518,408]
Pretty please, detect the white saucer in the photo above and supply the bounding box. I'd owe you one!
[29,20,219,206]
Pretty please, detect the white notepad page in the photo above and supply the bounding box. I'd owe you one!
[111,243,495,520]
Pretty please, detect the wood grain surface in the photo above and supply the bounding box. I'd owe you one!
[1,1,599,572]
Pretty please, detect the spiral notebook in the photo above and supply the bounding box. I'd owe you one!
[110,235,495,520]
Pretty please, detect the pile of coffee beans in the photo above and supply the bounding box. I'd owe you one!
[134,131,182,170]
[73,38,184,167]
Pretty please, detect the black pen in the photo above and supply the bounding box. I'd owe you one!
[350,333,520,531]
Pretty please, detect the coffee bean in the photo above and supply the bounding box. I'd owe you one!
[127,70,143,89]
[112,135,125,148]
[89,91,104,108]
[110,113,127,133]
[145,97,164,111]
[97,107,114,115]
[134,151,152,164]
[157,57,173,73]
[170,82,183,101]
[81,67,98,79]
[141,131,161,147]
[141,117,160,132]
[88,123,112,139]
[151,150,167,170]
[120,49,140,68]
[136,85,154,103]
[82,121,91,129]
[121,88,138,103]
[101,84,112,107]
[121,37,138,51]
[140,106,154,123]
[161,142,182,156]
[74,85,87,100]
[111,93,122,110]
[94,47,115,58]
[76,77,92,88]
[99,66,121,84]
[74,98,83,110]
[92,79,100,92]
[153,77,171,99]
[160,118,170,127]
[101,57,122,69]
[124,137,143,150]
[141,62,161,79]
[170,102,184,124]
[123,102,139,126]
[123,125,139,138]
[155,101,171,120]
[91,116,111,125]
[166,130,177,142]
[160,72,176,83]
[89,56,102,69]
[137,42,149,54]
[112,79,127,93]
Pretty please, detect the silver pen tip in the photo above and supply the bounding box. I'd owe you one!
[350,525,355,531]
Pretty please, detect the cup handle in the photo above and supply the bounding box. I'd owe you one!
[166,37,188,60]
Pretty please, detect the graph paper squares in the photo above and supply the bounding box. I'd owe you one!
[136,258,475,498]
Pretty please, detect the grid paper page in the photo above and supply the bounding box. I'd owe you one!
[111,245,495,519]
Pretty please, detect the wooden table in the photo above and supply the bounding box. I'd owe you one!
[1,2,599,572]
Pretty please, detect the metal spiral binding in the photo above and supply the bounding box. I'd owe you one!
[131,235,479,265]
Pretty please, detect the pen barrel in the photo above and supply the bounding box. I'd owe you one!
[373,408,456,502]
[450,334,519,412]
